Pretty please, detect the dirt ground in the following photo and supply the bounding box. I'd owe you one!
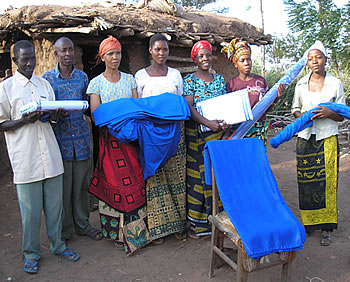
[0,132,350,282]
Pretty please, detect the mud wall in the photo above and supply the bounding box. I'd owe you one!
[10,38,84,76]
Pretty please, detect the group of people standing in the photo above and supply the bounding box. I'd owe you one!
[0,32,345,275]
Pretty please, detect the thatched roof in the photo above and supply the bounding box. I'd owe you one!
[0,3,272,52]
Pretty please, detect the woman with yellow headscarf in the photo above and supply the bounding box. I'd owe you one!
[221,39,285,146]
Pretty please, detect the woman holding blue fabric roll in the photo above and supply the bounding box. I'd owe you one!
[87,35,149,255]
[183,40,228,239]
[221,39,285,147]
[291,41,345,246]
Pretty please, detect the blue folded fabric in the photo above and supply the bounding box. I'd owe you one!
[270,102,350,148]
[93,93,190,179]
[93,93,190,126]
[204,138,305,259]
[232,56,308,140]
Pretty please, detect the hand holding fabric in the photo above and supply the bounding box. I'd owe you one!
[276,83,285,100]
[49,108,67,123]
[311,106,343,121]
[22,111,43,124]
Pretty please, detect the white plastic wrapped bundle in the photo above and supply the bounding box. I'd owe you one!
[20,100,89,116]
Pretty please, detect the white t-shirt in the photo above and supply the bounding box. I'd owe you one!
[135,67,183,98]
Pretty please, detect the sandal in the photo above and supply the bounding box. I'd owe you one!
[175,231,187,240]
[188,230,200,240]
[320,232,331,246]
[57,248,80,262]
[86,228,103,241]
[152,238,165,245]
[113,241,125,250]
[24,259,39,274]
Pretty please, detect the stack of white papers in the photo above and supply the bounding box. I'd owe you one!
[196,89,253,132]
[20,100,89,116]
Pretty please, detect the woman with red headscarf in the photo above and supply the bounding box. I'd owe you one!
[87,36,149,255]
[183,40,228,238]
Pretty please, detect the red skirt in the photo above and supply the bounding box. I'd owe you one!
[89,129,146,213]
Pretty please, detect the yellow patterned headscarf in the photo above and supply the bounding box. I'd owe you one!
[221,38,251,63]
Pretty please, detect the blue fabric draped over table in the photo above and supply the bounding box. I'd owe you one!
[204,138,306,259]
[270,102,350,149]
[231,56,308,140]
[93,93,190,179]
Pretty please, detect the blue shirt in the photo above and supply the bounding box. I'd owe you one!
[42,66,92,161]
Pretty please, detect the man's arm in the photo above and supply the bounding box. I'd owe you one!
[0,112,43,132]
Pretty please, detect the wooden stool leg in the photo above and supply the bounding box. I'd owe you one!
[209,225,219,278]
[281,261,292,282]
[218,231,224,250]
[237,247,248,282]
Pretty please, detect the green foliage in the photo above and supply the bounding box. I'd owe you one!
[263,0,350,111]
[283,0,349,72]
[174,0,217,8]
[265,69,309,112]
[266,34,306,70]
[252,57,306,112]
[330,67,350,105]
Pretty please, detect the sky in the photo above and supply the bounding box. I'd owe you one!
[203,0,349,36]
[203,0,289,36]
[0,0,347,37]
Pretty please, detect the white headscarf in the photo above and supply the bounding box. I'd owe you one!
[304,40,327,57]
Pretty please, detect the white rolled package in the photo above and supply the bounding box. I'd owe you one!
[20,100,89,116]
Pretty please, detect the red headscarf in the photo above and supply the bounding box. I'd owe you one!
[191,40,212,62]
[95,35,122,65]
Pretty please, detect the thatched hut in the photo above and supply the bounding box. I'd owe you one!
[0,3,272,81]
[0,2,272,173]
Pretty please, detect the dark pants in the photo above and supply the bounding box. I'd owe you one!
[61,158,93,240]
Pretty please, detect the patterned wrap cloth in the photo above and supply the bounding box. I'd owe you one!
[296,135,339,232]
[221,38,251,63]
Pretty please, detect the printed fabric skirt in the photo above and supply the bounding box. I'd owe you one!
[296,135,339,232]
[89,129,150,255]
[146,123,187,240]
[186,120,224,236]
[244,120,269,147]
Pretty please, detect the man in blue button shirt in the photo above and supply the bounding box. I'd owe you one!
[43,37,102,241]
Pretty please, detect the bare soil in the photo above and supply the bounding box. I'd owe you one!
[0,133,350,282]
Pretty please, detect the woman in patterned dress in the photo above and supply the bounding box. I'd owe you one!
[221,39,284,147]
[183,40,228,238]
[88,36,149,255]
[135,33,187,244]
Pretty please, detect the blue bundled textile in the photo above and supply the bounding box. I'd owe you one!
[270,102,350,149]
[204,138,305,259]
[93,93,190,179]
[231,56,308,140]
